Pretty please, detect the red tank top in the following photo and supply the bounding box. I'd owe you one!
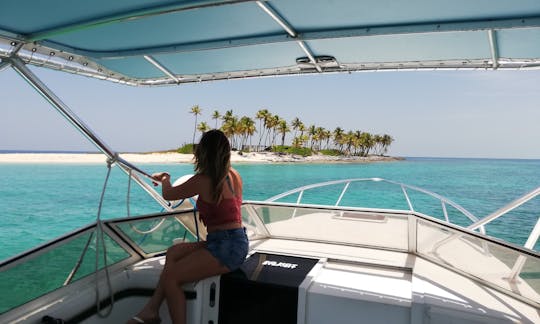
[196,196,242,227]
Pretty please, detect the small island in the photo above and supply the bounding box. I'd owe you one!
[0,106,401,164]
[182,106,398,163]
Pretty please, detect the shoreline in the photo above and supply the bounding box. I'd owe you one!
[0,152,403,164]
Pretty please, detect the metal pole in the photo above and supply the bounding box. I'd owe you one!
[9,56,116,158]
[7,56,172,210]
[468,187,540,231]
[508,217,540,281]
[0,59,10,71]
[488,29,499,70]
[335,182,350,206]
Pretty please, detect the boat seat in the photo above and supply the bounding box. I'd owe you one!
[218,252,319,324]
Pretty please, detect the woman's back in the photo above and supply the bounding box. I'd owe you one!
[196,168,243,231]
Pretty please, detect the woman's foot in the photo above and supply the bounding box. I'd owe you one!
[126,313,161,324]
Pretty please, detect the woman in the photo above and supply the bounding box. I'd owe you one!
[128,130,248,324]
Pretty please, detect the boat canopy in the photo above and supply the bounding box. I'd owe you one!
[1,0,540,86]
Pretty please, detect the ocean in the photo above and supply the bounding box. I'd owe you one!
[1,157,539,261]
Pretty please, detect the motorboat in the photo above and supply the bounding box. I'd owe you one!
[1,1,539,323]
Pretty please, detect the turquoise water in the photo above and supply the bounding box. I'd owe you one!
[1,157,539,261]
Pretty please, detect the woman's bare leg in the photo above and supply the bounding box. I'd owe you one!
[162,247,229,324]
[127,242,206,324]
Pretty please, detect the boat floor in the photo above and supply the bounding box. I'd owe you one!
[77,238,539,324]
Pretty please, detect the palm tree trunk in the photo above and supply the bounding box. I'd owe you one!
[192,116,198,144]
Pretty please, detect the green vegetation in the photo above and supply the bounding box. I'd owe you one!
[319,149,342,156]
[177,143,195,154]
[187,106,394,156]
[272,145,313,157]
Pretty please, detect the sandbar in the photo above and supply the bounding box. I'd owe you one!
[0,152,402,164]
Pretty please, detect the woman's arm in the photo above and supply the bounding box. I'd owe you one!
[152,172,205,201]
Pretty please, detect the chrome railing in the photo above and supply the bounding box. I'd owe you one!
[266,178,540,252]
[266,177,483,231]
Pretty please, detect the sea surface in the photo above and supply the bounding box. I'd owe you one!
[1,157,539,261]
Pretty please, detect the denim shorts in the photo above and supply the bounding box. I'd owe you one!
[206,227,249,271]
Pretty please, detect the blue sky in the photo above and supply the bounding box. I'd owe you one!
[1,65,539,159]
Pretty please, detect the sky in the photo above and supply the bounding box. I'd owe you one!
[1,65,540,159]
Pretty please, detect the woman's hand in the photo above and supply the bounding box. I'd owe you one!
[151,172,171,186]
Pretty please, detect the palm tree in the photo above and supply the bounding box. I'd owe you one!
[247,117,257,151]
[301,134,309,150]
[277,119,290,147]
[222,109,234,124]
[255,109,269,151]
[356,131,374,156]
[307,125,317,150]
[189,105,202,145]
[344,131,355,156]
[291,117,302,139]
[238,116,256,151]
[333,127,344,153]
[197,121,210,134]
[372,134,383,155]
[221,115,238,148]
[322,129,332,149]
[292,136,303,148]
[262,112,275,147]
[353,131,363,155]
[381,134,394,155]
[212,110,221,129]
[315,126,325,151]
[268,115,280,146]
[298,124,306,147]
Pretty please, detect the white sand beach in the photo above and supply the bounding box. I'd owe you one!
[0,151,402,164]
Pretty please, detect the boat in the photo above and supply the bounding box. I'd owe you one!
[1,1,539,323]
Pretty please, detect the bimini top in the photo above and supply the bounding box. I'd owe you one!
[1,0,540,86]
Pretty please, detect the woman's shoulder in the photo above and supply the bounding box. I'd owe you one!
[229,168,242,183]
[229,167,241,178]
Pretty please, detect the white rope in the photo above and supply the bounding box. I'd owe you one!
[126,169,166,234]
[94,162,114,318]
[62,231,94,286]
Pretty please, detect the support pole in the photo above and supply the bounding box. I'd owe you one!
[508,217,540,281]
[488,29,499,70]
[0,59,10,71]
[7,56,172,211]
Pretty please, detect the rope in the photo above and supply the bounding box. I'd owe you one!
[126,170,166,238]
[94,162,115,318]
[62,231,94,286]
[61,161,116,316]
[126,171,199,243]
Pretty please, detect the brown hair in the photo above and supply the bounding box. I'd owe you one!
[194,129,231,202]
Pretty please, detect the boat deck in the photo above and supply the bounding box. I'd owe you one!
[74,237,538,324]
[1,202,538,323]
[252,238,540,323]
